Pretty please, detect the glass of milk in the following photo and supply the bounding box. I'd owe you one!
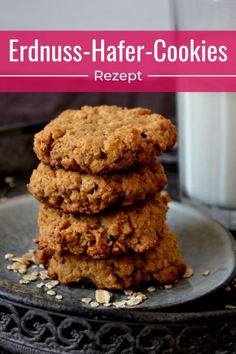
[174,0,236,229]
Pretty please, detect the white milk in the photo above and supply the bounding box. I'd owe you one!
[178,92,236,209]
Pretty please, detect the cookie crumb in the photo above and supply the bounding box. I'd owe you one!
[90,301,99,308]
[225,286,231,291]
[202,270,210,276]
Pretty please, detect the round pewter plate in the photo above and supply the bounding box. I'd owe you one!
[0,195,235,312]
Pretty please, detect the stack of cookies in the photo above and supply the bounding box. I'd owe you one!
[28,105,186,290]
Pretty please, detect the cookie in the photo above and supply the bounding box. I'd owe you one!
[37,228,187,289]
[28,160,167,214]
[34,106,176,174]
[37,193,169,259]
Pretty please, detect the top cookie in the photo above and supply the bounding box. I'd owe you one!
[34,105,176,174]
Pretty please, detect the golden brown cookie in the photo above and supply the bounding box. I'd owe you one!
[37,193,169,259]
[37,228,187,290]
[28,160,167,214]
[34,106,176,174]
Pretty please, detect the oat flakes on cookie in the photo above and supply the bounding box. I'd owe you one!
[28,160,167,214]
[37,228,187,290]
[37,193,169,259]
[33,105,177,174]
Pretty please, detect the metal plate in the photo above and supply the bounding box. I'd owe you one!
[0,195,235,312]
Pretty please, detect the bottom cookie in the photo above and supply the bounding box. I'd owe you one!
[37,228,187,290]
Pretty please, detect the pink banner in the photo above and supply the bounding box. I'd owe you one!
[0,31,236,91]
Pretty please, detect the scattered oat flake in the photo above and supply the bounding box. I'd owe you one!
[8,262,27,273]
[183,267,194,279]
[18,266,27,274]
[147,286,156,293]
[81,297,92,304]
[55,294,63,300]
[22,250,36,265]
[95,289,113,304]
[225,286,231,291]
[7,264,14,270]
[136,292,147,300]
[90,301,99,308]
[45,280,59,289]
[19,279,30,284]
[225,304,236,309]
[164,284,173,289]
[202,270,210,276]
[103,303,112,307]
[31,271,39,276]
[39,270,50,280]
[4,176,15,187]
[46,280,59,288]
[11,257,25,263]
[22,274,38,282]
[36,282,45,288]
[45,282,55,289]
[4,253,14,260]
[126,296,143,306]
[113,300,127,308]
[47,290,56,296]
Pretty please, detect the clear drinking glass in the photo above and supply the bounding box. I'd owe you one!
[174,0,236,229]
